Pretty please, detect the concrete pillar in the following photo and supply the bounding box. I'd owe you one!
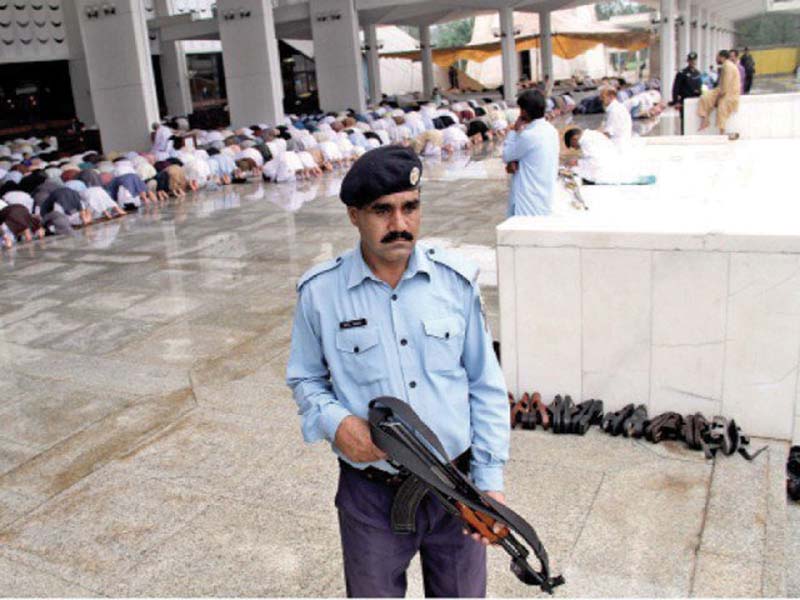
[420,25,434,100]
[155,0,193,117]
[218,0,284,128]
[62,0,95,125]
[700,9,710,73]
[539,10,553,83]
[659,0,676,91]
[76,0,160,152]
[691,4,701,60]
[677,0,690,66]
[702,11,714,71]
[364,24,382,105]
[499,6,517,103]
[310,0,366,113]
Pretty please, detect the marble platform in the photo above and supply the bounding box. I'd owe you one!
[683,92,800,139]
[498,138,800,441]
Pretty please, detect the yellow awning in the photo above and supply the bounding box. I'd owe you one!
[381,31,653,68]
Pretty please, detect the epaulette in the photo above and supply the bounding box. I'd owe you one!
[424,246,479,287]
[296,255,344,291]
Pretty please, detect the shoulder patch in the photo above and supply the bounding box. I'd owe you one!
[296,255,344,291]
[425,246,479,286]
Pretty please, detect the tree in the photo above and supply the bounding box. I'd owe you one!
[431,18,475,48]
[595,0,653,21]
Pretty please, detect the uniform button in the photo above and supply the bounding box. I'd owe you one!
[445,332,450,339]
[400,338,408,346]
[428,248,435,255]
[353,346,359,353]
[409,381,417,389]
[391,294,398,301]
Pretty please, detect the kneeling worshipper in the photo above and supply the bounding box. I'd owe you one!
[39,186,92,226]
[109,171,153,208]
[70,172,128,219]
[564,127,655,186]
[0,202,44,248]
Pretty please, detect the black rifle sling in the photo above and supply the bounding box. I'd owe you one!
[368,396,564,593]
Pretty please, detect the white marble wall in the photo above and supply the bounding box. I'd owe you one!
[684,93,800,139]
[498,221,800,441]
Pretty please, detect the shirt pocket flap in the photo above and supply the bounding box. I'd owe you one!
[335,327,380,354]
[423,317,464,340]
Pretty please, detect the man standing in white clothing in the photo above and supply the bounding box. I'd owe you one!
[600,87,632,146]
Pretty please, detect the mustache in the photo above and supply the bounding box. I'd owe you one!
[381,231,414,244]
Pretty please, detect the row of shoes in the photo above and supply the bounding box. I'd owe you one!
[789,446,800,502]
[508,393,765,462]
[509,393,603,435]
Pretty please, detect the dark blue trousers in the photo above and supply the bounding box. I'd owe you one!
[335,465,487,598]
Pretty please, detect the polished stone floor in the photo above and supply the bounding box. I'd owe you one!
[0,132,795,596]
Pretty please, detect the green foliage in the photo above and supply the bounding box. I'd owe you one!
[431,18,475,48]
[595,0,652,21]
[735,13,800,47]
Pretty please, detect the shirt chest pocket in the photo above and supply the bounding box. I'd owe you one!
[334,327,385,384]
[422,317,465,373]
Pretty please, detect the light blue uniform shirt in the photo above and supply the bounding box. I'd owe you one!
[502,118,560,217]
[286,242,510,491]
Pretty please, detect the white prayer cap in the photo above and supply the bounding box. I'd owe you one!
[97,161,115,173]
[0,169,6,180]
[10,153,23,161]
[0,147,10,157]
[125,151,139,161]
[45,167,62,179]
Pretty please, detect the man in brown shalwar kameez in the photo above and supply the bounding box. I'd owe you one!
[698,50,741,135]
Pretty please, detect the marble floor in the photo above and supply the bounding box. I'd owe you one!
[0,131,795,596]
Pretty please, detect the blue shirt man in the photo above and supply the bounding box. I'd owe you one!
[502,89,559,217]
[286,145,509,598]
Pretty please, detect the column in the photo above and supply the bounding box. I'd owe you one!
[700,9,710,72]
[63,0,95,125]
[677,0,690,66]
[364,24,382,105]
[310,0,366,113]
[702,11,714,71]
[659,0,676,92]
[76,0,160,152]
[155,0,193,116]
[218,0,284,128]
[499,6,517,103]
[420,24,434,100]
[539,10,553,83]
[691,4,701,61]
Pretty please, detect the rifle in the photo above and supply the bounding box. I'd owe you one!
[368,396,565,593]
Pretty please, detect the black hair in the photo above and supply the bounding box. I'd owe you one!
[516,89,547,121]
[171,136,186,150]
[564,128,582,148]
[718,49,730,59]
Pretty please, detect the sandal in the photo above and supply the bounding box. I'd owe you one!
[644,412,683,443]
[788,446,800,502]
[622,404,649,438]
[602,404,635,436]
[572,400,604,435]
[530,392,549,430]
[549,395,564,434]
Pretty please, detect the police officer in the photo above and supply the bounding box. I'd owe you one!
[286,145,509,597]
[671,52,703,133]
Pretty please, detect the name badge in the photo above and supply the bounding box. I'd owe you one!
[340,318,367,330]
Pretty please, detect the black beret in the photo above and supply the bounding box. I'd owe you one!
[340,145,422,208]
[687,51,698,60]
